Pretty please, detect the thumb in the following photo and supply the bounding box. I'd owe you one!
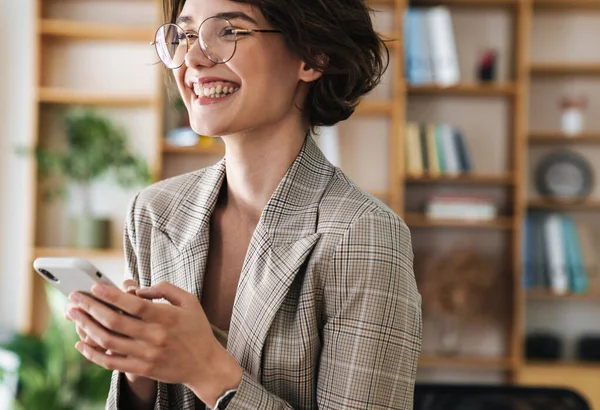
[135,282,190,307]
[122,279,140,294]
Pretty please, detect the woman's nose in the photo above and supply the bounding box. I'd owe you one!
[184,39,216,69]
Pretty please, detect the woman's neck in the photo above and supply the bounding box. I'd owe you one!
[219,120,308,224]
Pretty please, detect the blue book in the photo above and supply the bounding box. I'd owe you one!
[453,129,473,172]
[405,8,433,85]
[564,215,589,294]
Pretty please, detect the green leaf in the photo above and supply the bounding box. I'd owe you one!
[18,108,151,209]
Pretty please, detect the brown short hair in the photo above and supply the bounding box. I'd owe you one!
[164,0,389,128]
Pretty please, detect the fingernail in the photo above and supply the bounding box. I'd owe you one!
[70,310,80,320]
[69,293,82,303]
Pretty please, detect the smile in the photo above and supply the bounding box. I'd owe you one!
[193,82,240,99]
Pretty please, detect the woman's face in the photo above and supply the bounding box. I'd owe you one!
[173,0,319,137]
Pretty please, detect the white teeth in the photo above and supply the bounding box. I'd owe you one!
[194,83,240,98]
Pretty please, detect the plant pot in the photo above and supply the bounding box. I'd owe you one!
[69,217,111,249]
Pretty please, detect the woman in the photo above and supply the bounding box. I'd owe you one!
[65,0,422,408]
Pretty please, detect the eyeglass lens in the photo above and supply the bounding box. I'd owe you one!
[154,17,237,68]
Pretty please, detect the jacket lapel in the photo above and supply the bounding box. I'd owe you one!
[227,136,335,378]
[159,159,226,298]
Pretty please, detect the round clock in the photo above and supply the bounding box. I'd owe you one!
[535,150,594,201]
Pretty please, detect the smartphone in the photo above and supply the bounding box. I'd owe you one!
[33,257,137,318]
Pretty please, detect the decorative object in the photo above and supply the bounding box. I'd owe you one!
[0,285,112,410]
[576,334,600,362]
[419,248,500,355]
[535,150,594,202]
[525,332,563,361]
[21,109,151,249]
[477,48,497,82]
[560,96,587,136]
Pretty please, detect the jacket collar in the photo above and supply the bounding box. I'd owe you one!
[163,134,335,250]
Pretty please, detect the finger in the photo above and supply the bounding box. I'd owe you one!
[88,285,160,322]
[70,292,154,338]
[74,309,147,358]
[122,279,140,294]
[135,282,190,307]
[76,325,101,349]
[76,341,155,377]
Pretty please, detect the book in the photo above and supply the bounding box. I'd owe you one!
[425,124,441,177]
[544,214,569,295]
[440,124,460,175]
[453,128,472,172]
[405,8,434,85]
[425,6,460,86]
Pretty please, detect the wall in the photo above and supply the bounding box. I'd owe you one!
[0,0,36,332]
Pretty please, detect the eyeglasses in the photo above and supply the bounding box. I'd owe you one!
[151,16,282,69]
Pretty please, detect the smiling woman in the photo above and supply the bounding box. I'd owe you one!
[64,0,421,409]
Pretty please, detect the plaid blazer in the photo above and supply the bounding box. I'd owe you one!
[106,135,422,409]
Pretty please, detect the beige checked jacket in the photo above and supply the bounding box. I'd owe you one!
[106,135,422,409]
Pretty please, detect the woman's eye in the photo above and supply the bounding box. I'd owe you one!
[220,27,238,37]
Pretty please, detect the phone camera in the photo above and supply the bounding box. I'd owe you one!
[96,271,102,279]
[39,269,59,283]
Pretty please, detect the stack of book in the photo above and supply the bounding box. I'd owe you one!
[405,122,472,178]
[404,6,460,86]
[426,193,497,221]
[523,212,598,295]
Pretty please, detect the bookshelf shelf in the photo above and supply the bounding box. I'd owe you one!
[411,0,517,6]
[39,19,155,42]
[534,0,600,9]
[528,198,600,211]
[527,289,600,301]
[355,100,394,116]
[404,213,514,230]
[529,131,600,144]
[162,141,226,155]
[419,355,512,370]
[38,87,158,106]
[406,173,514,185]
[33,247,124,259]
[407,83,517,96]
[531,62,600,76]
[525,360,600,371]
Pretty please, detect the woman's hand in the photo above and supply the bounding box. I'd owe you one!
[66,280,157,408]
[67,281,242,408]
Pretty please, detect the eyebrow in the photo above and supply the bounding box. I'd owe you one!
[175,11,258,27]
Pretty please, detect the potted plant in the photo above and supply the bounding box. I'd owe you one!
[25,109,151,249]
[0,285,112,410]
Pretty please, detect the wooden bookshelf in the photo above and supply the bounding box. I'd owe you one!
[405,173,514,185]
[527,289,600,302]
[404,213,514,230]
[528,198,600,210]
[420,355,513,370]
[521,0,600,400]
[529,131,600,144]
[355,100,394,116]
[407,83,517,96]
[531,62,600,76]
[534,0,600,9]
[525,360,600,371]
[411,0,518,7]
[39,19,155,41]
[38,87,158,106]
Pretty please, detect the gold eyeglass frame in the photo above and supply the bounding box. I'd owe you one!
[150,16,282,68]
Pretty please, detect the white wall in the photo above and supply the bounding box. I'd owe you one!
[0,0,36,332]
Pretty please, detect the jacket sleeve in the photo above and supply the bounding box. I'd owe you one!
[105,195,172,410]
[226,212,422,410]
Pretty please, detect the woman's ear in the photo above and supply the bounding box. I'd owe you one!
[299,63,323,83]
[299,61,324,83]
